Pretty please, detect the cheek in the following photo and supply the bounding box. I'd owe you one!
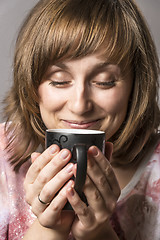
[99,86,131,138]
[38,84,65,112]
[98,86,131,117]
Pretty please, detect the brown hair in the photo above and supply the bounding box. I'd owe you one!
[3,0,160,171]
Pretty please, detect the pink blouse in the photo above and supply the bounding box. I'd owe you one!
[0,123,160,239]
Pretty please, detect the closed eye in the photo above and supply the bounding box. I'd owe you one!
[49,81,72,87]
[93,80,116,89]
[96,81,116,86]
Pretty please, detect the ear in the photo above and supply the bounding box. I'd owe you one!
[105,142,113,161]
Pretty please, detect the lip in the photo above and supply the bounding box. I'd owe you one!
[61,119,102,129]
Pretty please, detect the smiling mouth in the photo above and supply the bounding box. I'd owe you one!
[62,119,102,129]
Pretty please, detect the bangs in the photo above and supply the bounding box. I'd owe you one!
[30,0,137,76]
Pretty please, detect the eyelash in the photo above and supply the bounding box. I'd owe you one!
[95,80,116,86]
[48,78,117,89]
[49,81,70,86]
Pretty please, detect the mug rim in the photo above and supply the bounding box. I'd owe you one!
[46,129,105,134]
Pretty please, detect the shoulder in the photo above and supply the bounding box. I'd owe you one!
[0,123,10,233]
[0,122,8,151]
[145,135,160,164]
[0,122,15,176]
[0,122,10,170]
[149,140,160,165]
[146,139,160,171]
[0,122,13,174]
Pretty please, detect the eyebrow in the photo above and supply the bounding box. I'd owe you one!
[92,61,112,72]
[53,60,112,71]
[53,62,69,70]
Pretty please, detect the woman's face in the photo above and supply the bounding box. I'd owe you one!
[38,52,133,140]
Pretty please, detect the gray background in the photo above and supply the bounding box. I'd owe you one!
[0,0,160,122]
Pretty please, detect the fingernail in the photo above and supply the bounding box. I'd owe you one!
[60,149,69,160]
[50,145,58,154]
[65,163,73,173]
[91,146,99,157]
[66,180,74,188]
[68,186,75,196]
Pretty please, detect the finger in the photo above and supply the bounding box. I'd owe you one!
[88,146,120,199]
[73,163,77,177]
[24,148,72,205]
[66,185,94,228]
[84,175,105,211]
[87,154,115,202]
[84,174,116,222]
[25,144,60,183]
[32,180,73,216]
[33,149,72,192]
[34,180,74,228]
[39,162,74,204]
[31,152,41,163]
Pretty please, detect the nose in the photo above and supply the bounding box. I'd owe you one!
[68,83,93,115]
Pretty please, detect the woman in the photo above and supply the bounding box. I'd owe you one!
[0,0,160,239]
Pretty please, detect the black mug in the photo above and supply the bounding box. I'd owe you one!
[45,129,105,210]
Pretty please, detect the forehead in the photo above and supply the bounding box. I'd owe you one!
[51,48,130,76]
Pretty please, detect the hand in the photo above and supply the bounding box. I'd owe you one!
[24,144,75,238]
[66,143,120,240]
